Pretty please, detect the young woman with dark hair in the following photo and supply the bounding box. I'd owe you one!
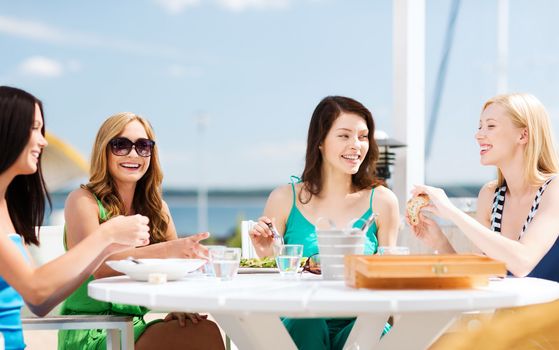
[249,96,400,350]
[0,86,150,350]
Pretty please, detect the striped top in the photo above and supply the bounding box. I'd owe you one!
[491,176,556,238]
[490,176,559,282]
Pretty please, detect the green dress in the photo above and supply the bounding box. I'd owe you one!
[58,196,161,350]
[282,177,390,350]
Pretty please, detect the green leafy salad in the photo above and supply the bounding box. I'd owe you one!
[240,257,308,268]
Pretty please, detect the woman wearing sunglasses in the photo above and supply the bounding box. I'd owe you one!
[58,113,224,350]
[0,86,151,350]
[249,96,400,350]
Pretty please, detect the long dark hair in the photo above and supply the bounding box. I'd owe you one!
[300,96,382,204]
[0,86,50,245]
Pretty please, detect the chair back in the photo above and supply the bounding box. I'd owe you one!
[28,225,66,266]
[240,220,258,259]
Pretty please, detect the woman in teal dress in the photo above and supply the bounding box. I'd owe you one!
[0,86,150,350]
[59,112,225,350]
[250,96,400,350]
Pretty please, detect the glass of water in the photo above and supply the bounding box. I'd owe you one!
[210,247,241,281]
[204,245,226,276]
[377,246,410,255]
[275,244,304,277]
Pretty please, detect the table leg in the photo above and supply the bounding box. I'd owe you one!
[212,314,297,350]
[376,311,459,350]
[342,313,391,350]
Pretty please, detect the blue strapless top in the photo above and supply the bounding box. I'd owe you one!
[1,234,28,350]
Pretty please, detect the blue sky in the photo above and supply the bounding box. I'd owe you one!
[2,0,559,189]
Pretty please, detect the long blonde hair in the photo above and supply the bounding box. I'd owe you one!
[483,93,559,187]
[84,112,168,243]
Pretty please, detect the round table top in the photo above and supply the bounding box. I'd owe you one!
[89,274,559,317]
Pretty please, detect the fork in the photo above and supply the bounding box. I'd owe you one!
[266,222,285,246]
[127,256,143,264]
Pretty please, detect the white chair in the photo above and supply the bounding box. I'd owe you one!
[22,225,134,350]
[240,220,258,259]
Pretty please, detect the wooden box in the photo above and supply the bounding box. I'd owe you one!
[344,254,506,289]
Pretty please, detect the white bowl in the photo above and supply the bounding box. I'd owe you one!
[318,244,365,255]
[322,264,345,280]
[317,235,365,246]
[106,258,206,281]
[319,254,345,266]
[316,229,363,236]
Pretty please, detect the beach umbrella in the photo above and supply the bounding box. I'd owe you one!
[41,132,89,192]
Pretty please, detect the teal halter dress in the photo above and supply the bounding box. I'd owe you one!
[282,178,389,350]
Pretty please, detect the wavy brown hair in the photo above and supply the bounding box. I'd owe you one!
[300,96,382,204]
[84,112,168,243]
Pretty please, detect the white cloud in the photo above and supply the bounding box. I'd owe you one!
[217,0,291,12]
[151,0,293,13]
[0,15,186,60]
[0,15,66,43]
[19,56,63,78]
[153,0,201,14]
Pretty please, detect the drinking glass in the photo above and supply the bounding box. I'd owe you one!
[275,244,304,277]
[377,246,410,255]
[210,247,241,281]
[204,245,226,276]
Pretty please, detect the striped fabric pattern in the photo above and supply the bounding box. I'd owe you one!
[491,176,556,239]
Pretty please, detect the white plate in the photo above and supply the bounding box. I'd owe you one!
[237,267,279,274]
[106,258,206,281]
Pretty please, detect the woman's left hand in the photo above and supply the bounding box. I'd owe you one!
[411,185,456,220]
[164,312,208,326]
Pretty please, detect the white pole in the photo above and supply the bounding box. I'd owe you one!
[196,114,209,233]
[497,0,509,94]
[392,0,426,212]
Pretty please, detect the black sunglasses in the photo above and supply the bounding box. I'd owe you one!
[301,253,321,275]
[109,137,155,157]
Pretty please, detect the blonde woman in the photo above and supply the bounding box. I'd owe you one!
[59,113,224,350]
[410,93,559,281]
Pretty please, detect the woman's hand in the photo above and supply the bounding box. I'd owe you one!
[166,232,210,259]
[249,216,277,256]
[406,212,454,253]
[101,215,150,248]
[164,312,208,326]
[412,185,457,220]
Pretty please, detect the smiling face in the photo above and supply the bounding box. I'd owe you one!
[107,120,151,186]
[475,103,527,166]
[320,112,369,175]
[12,103,48,175]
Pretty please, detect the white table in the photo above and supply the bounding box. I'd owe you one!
[89,274,559,350]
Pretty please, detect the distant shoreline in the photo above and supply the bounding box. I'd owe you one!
[49,183,484,199]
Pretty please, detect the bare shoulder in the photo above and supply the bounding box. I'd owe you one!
[267,184,295,207]
[65,187,97,209]
[263,184,294,221]
[477,181,498,205]
[372,185,398,207]
[476,181,498,223]
[479,180,498,199]
[161,199,171,212]
[540,175,559,205]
